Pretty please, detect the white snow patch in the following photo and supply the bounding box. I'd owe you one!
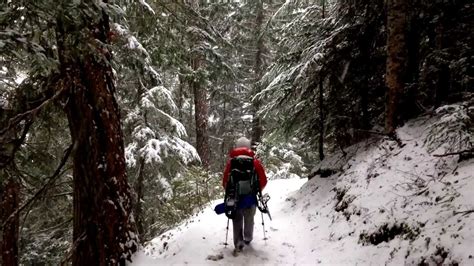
[240,114,253,122]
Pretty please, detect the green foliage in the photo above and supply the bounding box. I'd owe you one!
[141,166,222,240]
[14,108,72,265]
[260,0,472,155]
[20,202,72,265]
[257,137,312,179]
[261,0,387,150]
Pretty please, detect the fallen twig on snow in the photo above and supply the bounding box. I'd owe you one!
[433,149,474,157]
[453,209,474,216]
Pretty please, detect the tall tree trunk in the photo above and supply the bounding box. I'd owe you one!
[357,6,371,140]
[434,20,449,107]
[66,58,138,265]
[57,4,138,264]
[318,78,325,161]
[134,158,146,241]
[0,104,29,266]
[187,0,210,170]
[385,0,407,135]
[319,1,327,156]
[1,178,19,266]
[220,99,228,165]
[191,57,210,170]
[251,0,265,147]
[177,75,185,122]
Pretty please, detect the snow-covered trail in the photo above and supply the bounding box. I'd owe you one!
[131,113,474,265]
[131,178,308,265]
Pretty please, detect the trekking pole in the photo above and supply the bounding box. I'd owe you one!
[224,218,230,247]
[261,211,267,242]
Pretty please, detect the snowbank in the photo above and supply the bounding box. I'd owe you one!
[292,115,473,265]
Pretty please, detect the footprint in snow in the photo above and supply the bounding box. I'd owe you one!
[206,253,224,261]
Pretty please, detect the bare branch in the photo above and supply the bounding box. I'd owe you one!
[433,149,474,157]
[354,128,386,136]
[34,217,72,235]
[0,79,65,137]
[0,120,33,168]
[1,144,72,229]
[453,209,474,216]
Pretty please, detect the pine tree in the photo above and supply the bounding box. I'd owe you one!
[251,0,265,146]
[1,0,140,263]
[55,1,138,263]
[191,54,211,170]
[385,0,407,135]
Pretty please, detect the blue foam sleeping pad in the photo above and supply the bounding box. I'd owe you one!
[214,195,257,215]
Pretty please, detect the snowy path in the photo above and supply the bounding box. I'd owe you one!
[131,178,308,265]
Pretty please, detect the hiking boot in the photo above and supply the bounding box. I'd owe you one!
[232,249,240,257]
[244,240,251,245]
[232,245,243,257]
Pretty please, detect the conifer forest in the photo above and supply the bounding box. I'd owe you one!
[0,0,472,265]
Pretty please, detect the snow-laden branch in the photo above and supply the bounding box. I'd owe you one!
[138,0,155,15]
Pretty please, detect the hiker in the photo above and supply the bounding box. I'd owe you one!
[222,136,267,254]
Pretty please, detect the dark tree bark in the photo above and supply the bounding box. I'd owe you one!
[57,3,137,264]
[433,20,449,107]
[134,158,146,240]
[318,78,325,161]
[191,57,210,170]
[186,0,210,170]
[65,58,138,265]
[177,75,185,122]
[251,0,265,147]
[1,178,19,266]
[66,60,137,265]
[0,100,31,266]
[385,0,407,135]
[354,5,371,141]
[220,99,228,165]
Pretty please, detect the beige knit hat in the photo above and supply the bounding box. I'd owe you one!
[235,137,251,149]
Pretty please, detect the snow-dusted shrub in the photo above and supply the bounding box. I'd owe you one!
[424,102,474,154]
[20,231,71,265]
[144,167,222,239]
[257,138,310,179]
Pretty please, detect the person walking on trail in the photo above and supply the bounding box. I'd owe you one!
[222,137,267,256]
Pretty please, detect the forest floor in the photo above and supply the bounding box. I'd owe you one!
[131,114,474,265]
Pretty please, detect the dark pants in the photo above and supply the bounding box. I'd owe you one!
[232,206,256,248]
